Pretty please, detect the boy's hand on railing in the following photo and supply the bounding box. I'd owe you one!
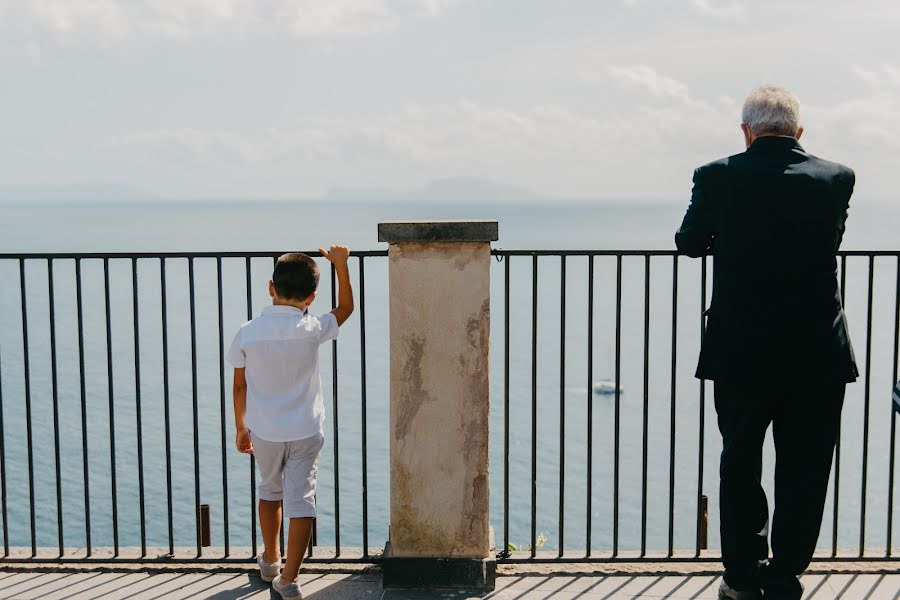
[319,245,350,267]
[236,428,253,454]
[321,245,354,326]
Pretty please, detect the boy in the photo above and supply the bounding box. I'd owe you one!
[226,246,353,599]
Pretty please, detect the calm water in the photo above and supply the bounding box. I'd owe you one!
[1,199,898,555]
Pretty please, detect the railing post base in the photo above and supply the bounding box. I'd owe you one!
[382,541,497,590]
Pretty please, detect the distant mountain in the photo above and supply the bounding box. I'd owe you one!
[0,177,603,205]
[322,177,548,204]
[416,177,546,203]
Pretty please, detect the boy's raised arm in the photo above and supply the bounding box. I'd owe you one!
[319,245,354,326]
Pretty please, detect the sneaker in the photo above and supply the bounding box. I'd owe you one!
[257,553,281,583]
[272,577,303,599]
[719,580,762,600]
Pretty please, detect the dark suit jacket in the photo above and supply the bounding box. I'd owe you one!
[675,135,858,383]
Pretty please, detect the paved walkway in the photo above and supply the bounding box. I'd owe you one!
[1,569,899,599]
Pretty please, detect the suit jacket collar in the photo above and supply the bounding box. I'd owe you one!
[747,135,804,153]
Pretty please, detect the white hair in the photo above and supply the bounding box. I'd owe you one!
[741,85,801,136]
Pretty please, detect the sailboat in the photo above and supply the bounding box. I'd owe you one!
[593,380,624,395]
[593,344,624,396]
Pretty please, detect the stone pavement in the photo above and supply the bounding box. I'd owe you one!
[1,569,899,599]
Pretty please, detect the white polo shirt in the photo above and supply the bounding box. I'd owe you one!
[226,304,339,442]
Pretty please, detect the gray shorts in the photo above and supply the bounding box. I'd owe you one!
[250,431,324,519]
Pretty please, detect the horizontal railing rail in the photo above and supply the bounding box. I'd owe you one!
[0,251,390,259]
[492,250,900,257]
[1,248,898,564]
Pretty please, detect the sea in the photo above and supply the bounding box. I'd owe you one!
[1,197,898,556]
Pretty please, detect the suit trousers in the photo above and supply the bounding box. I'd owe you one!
[714,377,845,591]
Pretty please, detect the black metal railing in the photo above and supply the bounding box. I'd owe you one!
[0,251,387,563]
[1,248,899,564]
[491,249,900,562]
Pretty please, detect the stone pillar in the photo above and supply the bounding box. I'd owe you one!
[378,221,498,590]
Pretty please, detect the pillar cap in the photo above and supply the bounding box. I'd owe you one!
[378,220,498,243]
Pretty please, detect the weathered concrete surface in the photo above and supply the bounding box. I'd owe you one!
[388,241,491,559]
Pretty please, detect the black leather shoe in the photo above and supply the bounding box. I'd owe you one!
[718,580,762,599]
[761,576,803,599]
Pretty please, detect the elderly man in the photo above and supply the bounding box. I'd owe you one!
[675,85,857,600]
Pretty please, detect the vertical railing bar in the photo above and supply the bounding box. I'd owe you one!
[188,257,202,557]
[667,256,678,557]
[503,255,510,557]
[48,259,65,557]
[860,255,875,557]
[0,310,6,558]
[131,258,147,557]
[613,255,622,557]
[331,262,341,558]
[640,255,650,556]
[75,260,92,557]
[19,259,36,557]
[102,258,119,557]
[695,255,707,557]
[586,255,594,558]
[275,256,285,561]
[0,288,7,558]
[887,256,900,557]
[217,257,230,557]
[160,258,174,556]
[246,257,257,558]
[530,254,538,559]
[558,255,566,557]
[359,256,369,557]
[834,255,847,556]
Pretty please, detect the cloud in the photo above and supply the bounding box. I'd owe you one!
[622,0,745,20]
[115,61,899,197]
[853,64,900,89]
[807,94,900,152]
[0,0,463,44]
[607,65,692,102]
[117,95,741,197]
[689,0,745,20]
[126,118,422,167]
[813,65,900,148]
[605,64,718,114]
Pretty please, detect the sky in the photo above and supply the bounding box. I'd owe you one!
[0,0,898,203]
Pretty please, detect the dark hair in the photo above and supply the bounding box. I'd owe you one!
[273,253,319,301]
